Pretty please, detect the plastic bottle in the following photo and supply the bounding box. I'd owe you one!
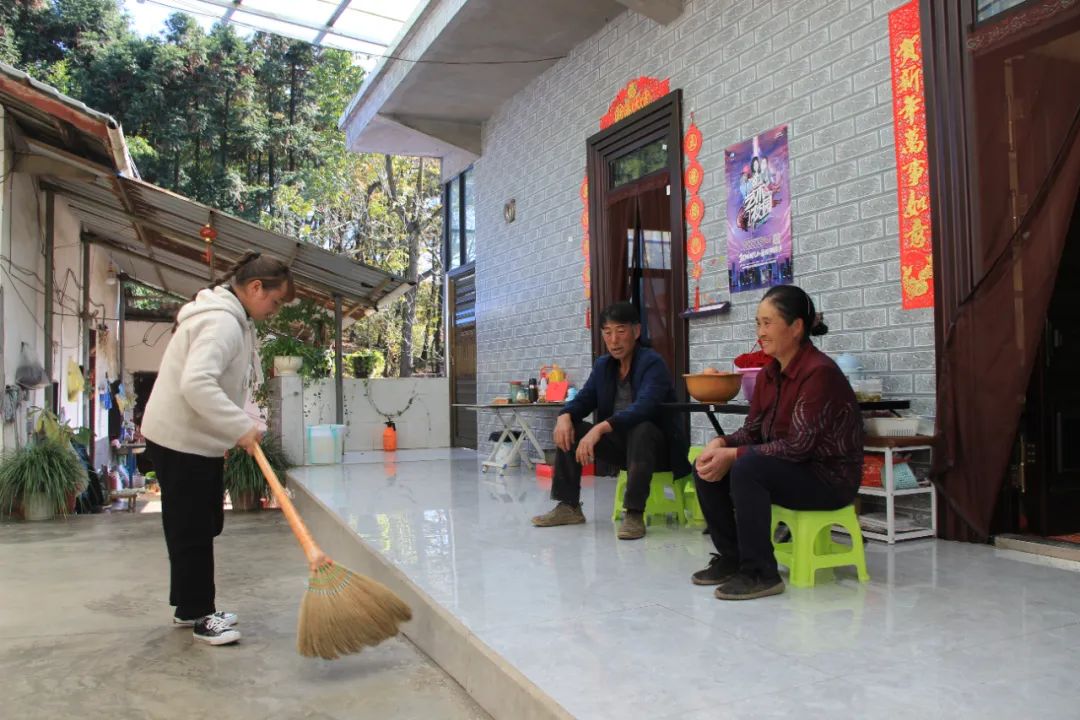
[382,420,397,452]
[539,377,548,402]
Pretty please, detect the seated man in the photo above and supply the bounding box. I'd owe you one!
[531,301,691,540]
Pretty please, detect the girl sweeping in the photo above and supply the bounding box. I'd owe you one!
[142,251,294,646]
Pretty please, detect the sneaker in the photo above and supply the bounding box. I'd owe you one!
[691,553,739,586]
[193,614,242,645]
[174,610,238,628]
[616,511,646,540]
[531,502,586,527]
[714,572,785,601]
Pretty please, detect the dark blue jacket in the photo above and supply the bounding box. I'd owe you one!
[560,345,692,478]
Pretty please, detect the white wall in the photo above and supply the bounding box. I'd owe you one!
[123,320,171,373]
[303,377,451,450]
[0,107,119,451]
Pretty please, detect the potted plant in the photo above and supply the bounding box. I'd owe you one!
[348,349,385,379]
[223,435,292,511]
[0,410,89,521]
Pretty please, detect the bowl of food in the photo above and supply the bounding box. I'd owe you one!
[684,372,742,403]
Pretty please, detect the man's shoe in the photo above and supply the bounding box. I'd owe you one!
[616,511,646,540]
[691,553,739,585]
[531,502,586,527]
[174,610,238,628]
[714,573,785,600]
[193,614,242,645]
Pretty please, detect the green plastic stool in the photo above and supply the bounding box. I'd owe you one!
[612,471,690,526]
[770,504,870,588]
[682,446,706,525]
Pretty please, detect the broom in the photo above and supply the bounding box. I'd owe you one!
[252,444,412,659]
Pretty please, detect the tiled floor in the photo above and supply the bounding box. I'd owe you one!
[289,451,1080,719]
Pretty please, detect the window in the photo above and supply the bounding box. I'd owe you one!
[976,0,1029,22]
[444,167,475,271]
[610,138,667,187]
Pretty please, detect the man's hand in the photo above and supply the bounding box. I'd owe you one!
[695,446,737,482]
[554,414,576,453]
[575,422,611,466]
[236,425,264,456]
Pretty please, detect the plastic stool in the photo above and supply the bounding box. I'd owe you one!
[612,471,689,525]
[682,446,706,525]
[770,504,870,588]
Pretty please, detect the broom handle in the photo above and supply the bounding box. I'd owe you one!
[253,444,328,570]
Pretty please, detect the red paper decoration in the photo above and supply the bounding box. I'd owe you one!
[684,116,706,310]
[889,1,933,309]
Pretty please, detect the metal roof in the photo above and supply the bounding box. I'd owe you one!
[44,170,411,317]
[1,61,412,316]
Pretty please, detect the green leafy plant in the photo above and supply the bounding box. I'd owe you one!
[0,438,89,519]
[223,435,292,510]
[347,349,384,379]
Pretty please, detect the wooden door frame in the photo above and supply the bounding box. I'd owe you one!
[585,89,688,397]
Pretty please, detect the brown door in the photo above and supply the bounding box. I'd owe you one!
[449,271,477,449]
[587,90,687,390]
[1022,196,1080,536]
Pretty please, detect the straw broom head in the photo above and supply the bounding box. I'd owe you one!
[298,561,413,659]
[252,444,413,660]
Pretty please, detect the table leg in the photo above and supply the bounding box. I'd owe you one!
[481,410,516,473]
[705,408,725,436]
[516,412,548,466]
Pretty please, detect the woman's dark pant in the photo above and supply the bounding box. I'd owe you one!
[552,420,670,512]
[693,453,850,580]
[147,440,225,620]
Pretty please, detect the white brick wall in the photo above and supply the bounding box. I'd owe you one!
[471,0,935,448]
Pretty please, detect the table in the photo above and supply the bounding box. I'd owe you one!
[454,403,566,474]
[662,400,911,435]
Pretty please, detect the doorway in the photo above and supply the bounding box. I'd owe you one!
[586,90,687,390]
[449,271,477,449]
[1020,193,1080,537]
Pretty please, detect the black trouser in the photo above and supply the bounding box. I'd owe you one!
[147,440,225,620]
[693,453,850,580]
[552,420,670,512]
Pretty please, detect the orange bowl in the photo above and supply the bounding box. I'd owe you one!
[683,373,742,403]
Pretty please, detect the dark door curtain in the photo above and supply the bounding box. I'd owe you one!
[934,44,1080,540]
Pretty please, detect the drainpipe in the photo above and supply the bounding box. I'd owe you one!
[44,190,54,412]
[334,294,344,425]
[81,233,91,431]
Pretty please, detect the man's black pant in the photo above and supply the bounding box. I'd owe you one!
[693,453,850,579]
[147,440,225,620]
[552,419,670,511]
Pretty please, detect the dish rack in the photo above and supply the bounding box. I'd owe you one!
[864,417,919,437]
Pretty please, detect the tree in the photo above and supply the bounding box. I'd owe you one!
[5,0,445,377]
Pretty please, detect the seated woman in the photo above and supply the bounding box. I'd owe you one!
[691,285,863,600]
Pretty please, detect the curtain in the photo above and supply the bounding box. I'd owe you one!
[934,45,1080,540]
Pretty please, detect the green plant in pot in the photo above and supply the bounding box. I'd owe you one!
[0,411,89,521]
[348,349,384,379]
[223,435,292,511]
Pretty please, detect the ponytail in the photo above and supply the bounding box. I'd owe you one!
[216,251,295,302]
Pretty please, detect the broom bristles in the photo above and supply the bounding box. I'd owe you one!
[297,561,413,660]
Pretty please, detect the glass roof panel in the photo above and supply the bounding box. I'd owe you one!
[139,0,424,53]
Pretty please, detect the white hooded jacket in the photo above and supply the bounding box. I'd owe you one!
[142,286,261,457]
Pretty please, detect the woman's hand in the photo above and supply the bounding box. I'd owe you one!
[236,425,264,456]
[696,447,738,482]
[706,435,728,450]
